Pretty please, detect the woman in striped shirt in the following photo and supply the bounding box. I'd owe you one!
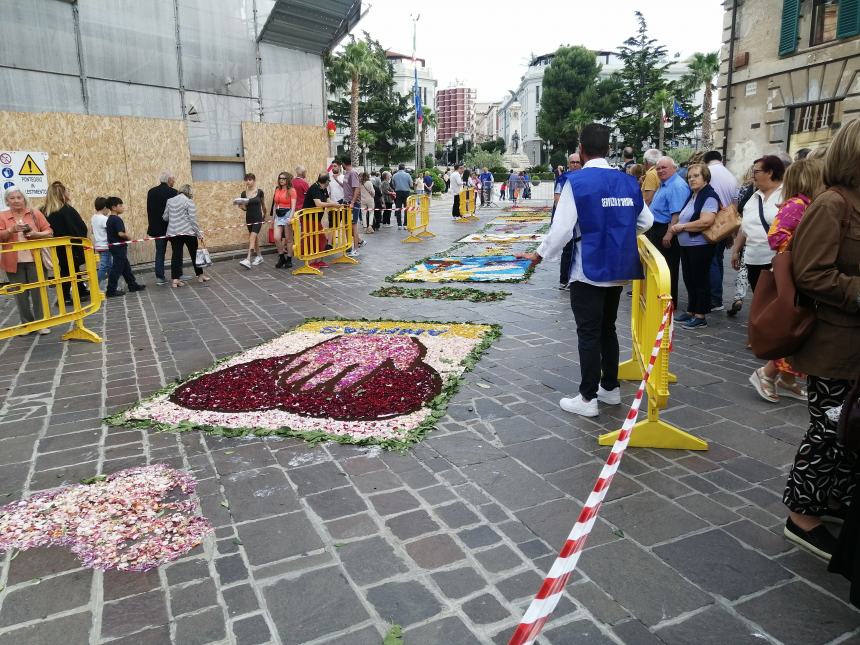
[163,184,209,287]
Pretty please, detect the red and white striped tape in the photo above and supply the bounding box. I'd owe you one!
[508,301,674,645]
[105,207,419,248]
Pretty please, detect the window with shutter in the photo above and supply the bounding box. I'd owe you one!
[836,0,860,37]
[779,0,802,55]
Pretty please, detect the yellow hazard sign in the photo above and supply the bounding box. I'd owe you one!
[18,154,44,176]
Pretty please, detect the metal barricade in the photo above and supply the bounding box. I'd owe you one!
[0,237,103,342]
[402,194,435,244]
[457,187,478,222]
[598,235,708,451]
[290,206,359,276]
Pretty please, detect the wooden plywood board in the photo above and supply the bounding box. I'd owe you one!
[241,122,327,215]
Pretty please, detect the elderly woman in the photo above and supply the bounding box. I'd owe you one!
[781,119,860,562]
[731,155,784,292]
[163,184,208,287]
[671,163,719,329]
[0,187,54,333]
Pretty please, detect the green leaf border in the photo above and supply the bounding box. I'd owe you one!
[105,317,502,451]
[369,286,512,303]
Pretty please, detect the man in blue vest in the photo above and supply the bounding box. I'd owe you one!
[520,123,653,417]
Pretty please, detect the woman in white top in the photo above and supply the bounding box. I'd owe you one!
[731,155,784,291]
[163,184,209,287]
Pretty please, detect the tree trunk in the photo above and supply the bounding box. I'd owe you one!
[350,73,360,167]
[701,80,713,150]
[658,119,665,153]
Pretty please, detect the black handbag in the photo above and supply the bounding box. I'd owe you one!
[838,378,860,452]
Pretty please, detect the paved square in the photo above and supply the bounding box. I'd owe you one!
[0,197,857,644]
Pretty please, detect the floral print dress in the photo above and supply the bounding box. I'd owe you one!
[767,193,811,376]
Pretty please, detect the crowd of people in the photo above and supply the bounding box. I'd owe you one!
[529,120,860,575]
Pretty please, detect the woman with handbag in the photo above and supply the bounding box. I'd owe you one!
[671,163,719,330]
[163,184,209,287]
[0,187,54,333]
[749,158,823,403]
[271,172,296,268]
[43,181,90,305]
[360,172,375,234]
[731,156,784,292]
[782,119,860,560]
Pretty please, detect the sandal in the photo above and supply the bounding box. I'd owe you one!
[197,275,211,283]
[171,280,185,288]
[777,376,808,401]
[727,299,743,317]
[749,367,779,403]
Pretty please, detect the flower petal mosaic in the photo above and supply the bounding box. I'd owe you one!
[0,465,212,572]
[113,319,499,447]
[391,255,534,283]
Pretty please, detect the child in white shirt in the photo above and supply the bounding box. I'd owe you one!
[90,196,111,285]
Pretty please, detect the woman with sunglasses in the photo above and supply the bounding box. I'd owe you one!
[271,172,296,268]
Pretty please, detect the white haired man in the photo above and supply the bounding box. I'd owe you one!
[146,171,178,285]
[641,148,662,206]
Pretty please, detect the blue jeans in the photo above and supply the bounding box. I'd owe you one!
[97,250,113,283]
[154,237,168,281]
[709,240,726,307]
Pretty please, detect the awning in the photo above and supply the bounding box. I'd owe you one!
[258,0,362,55]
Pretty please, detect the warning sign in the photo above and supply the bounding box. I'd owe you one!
[18,154,44,176]
[0,151,49,198]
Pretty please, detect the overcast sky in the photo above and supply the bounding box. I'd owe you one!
[355,1,726,103]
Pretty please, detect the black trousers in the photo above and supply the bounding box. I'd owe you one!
[747,263,772,292]
[646,222,680,307]
[559,241,573,285]
[679,244,715,315]
[106,247,139,294]
[382,202,392,225]
[394,191,410,226]
[170,235,202,280]
[570,282,623,401]
[452,194,461,218]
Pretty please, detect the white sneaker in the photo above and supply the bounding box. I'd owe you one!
[597,385,621,405]
[239,259,252,269]
[252,256,264,266]
[346,249,359,258]
[38,328,51,335]
[559,395,599,417]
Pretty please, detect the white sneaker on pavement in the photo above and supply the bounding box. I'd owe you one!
[239,258,252,269]
[559,395,599,417]
[597,385,621,405]
[252,255,264,266]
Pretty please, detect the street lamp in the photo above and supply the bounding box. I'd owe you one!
[455,134,463,164]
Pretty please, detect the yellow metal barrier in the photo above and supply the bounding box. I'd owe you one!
[598,236,708,451]
[457,188,478,222]
[0,237,103,342]
[401,194,435,243]
[290,206,359,276]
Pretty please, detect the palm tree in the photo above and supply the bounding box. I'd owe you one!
[562,107,594,151]
[418,107,437,169]
[646,88,673,152]
[685,52,720,149]
[326,36,390,166]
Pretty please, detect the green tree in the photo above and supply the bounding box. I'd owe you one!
[645,88,672,152]
[682,51,720,149]
[479,137,507,154]
[325,34,390,166]
[537,46,604,152]
[464,149,504,170]
[613,12,672,151]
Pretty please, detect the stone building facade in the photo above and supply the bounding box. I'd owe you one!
[715,0,860,173]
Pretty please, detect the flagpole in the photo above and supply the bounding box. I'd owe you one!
[411,14,421,171]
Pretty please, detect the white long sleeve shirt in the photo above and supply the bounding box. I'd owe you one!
[536,158,654,287]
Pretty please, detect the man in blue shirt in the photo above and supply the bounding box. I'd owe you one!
[391,164,413,230]
[478,167,493,206]
[645,156,690,308]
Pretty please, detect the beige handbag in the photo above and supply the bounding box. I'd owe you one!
[702,203,741,243]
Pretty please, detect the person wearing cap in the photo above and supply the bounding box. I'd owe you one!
[520,123,653,418]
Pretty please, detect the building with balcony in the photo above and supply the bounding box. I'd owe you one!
[437,86,476,146]
[715,0,860,173]
[473,101,501,144]
[385,51,438,149]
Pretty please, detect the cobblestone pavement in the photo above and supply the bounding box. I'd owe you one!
[1,197,858,645]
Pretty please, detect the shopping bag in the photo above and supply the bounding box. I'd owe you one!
[195,247,213,267]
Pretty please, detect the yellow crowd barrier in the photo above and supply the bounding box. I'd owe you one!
[401,194,435,243]
[599,235,708,451]
[290,205,359,276]
[0,237,103,342]
[457,187,478,222]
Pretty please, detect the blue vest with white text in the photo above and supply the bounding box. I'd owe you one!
[567,167,644,282]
